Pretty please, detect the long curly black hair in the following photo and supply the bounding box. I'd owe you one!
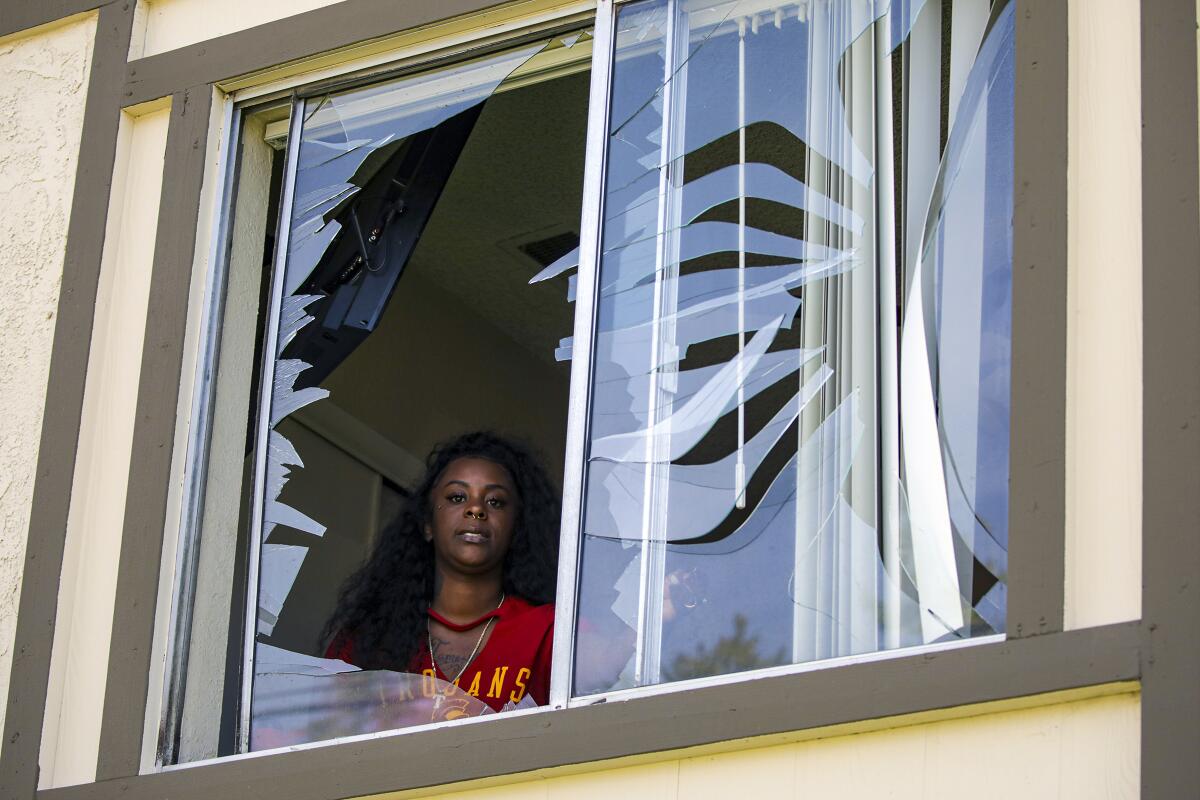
[323,431,560,669]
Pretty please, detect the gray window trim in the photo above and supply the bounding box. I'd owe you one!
[120,0,521,107]
[41,623,1141,800]
[96,82,216,782]
[0,0,113,41]
[1007,0,1068,638]
[1139,0,1200,795]
[2,0,1195,798]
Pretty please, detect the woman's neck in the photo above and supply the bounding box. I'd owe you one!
[430,572,505,624]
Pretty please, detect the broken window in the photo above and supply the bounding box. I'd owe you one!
[568,0,1012,695]
[161,28,594,763]
[159,0,1014,765]
[247,32,595,751]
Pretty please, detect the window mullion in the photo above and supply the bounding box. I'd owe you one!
[873,17,903,652]
[550,0,618,710]
[634,0,688,690]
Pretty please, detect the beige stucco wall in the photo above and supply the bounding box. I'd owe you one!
[379,691,1139,799]
[1064,0,1143,629]
[0,12,97,739]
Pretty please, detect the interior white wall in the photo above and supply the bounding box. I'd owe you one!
[0,9,97,744]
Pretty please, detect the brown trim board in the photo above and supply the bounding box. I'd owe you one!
[40,623,1141,800]
[121,0,519,107]
[0,3,136,799]
[0,0,115,41]
[1140,0,1200,797]
[95,84,216,781]
[1007,0,1067,639]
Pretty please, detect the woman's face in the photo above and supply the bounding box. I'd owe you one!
[424,456,520,579]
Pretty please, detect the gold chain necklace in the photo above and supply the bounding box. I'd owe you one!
[427,593,505,684]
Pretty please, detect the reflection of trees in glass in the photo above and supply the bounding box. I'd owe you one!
[665,614,786,681]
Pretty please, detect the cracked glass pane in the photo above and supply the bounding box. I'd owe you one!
[571,0,1012,694]
[244,28,593,752]
[899,1,1014,640]
[251,644,538,750]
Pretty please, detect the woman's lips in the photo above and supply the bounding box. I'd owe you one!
[457,529,490,543]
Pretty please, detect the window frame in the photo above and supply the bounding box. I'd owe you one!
[6,0,1182,797]
[159,9,608,762]
[157,0,1076,772]
[193,0,1022,751]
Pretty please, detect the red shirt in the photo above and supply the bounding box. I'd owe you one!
[327,596,554,712]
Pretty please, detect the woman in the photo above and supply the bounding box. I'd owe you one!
[324,431,560,711]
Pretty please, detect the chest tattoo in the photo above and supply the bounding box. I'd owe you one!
[429,635,471,677]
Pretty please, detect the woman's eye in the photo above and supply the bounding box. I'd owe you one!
[487,497,505,509]
[447,493,465,503]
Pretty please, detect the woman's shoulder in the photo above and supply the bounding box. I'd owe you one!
[501,595,555,626]
[325,629,357,663]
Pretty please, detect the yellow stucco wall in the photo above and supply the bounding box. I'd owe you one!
[379,692,1139,800]
[0,12,97,739]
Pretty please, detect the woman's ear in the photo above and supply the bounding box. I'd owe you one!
[423,522,432,543]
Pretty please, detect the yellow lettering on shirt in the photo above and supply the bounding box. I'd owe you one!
[510,667,531,703]
[467,672,482,697]
[421,668,436,697]
[487,666,509,699]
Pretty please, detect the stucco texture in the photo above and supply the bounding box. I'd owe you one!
[0,15,97,733]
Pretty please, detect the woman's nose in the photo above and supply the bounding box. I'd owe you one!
[464,501,487,520]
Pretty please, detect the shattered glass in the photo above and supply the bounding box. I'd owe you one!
[568,0,1013,693]
[900,1,1014,640]
[248,30,592,749]
[251,645,537,751]
[241,0,1014,732]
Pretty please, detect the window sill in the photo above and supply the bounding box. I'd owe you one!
[41,622,1140,800]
